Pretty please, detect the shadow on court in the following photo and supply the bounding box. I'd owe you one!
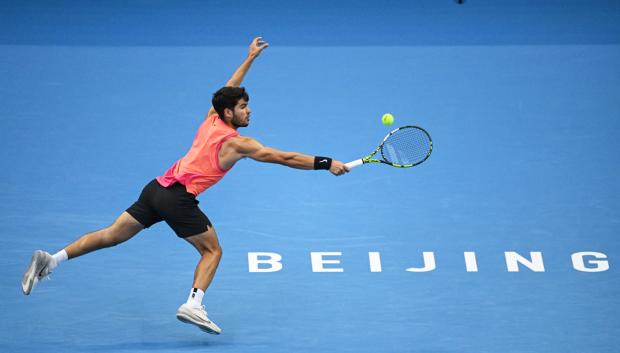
[68,340,230,351]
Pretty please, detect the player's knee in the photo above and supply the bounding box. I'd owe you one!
[213,245,223,258]
[207,244,222,260]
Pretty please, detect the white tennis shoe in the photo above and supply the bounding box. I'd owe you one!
[176,303,222,335]
[22,250,53,295]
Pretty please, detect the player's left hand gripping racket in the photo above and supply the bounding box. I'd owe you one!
[345,126,433,169]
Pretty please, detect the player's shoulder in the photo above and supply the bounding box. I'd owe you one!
[224,135,263,155]
[226,135,253,144]
[224,135,255,148]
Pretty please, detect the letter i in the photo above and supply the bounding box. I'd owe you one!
[464,252,478,272]
[369,252,382,272]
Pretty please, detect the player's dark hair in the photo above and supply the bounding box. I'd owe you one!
[212,86,250,119]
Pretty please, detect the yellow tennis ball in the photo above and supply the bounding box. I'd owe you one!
[382,113,394,126]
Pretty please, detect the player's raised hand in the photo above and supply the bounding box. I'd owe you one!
[249,37,269,58]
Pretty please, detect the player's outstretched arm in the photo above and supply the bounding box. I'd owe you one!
[225,37,269,87]
[207,37,269,117]
[223,136,349,176]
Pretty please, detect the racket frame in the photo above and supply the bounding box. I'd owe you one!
[345,125,433,169]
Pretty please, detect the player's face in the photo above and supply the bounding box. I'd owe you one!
[231,99,251,128]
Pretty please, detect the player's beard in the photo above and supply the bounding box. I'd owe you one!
[232,113,249,128]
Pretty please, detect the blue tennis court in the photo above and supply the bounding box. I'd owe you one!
[2,1,619,352]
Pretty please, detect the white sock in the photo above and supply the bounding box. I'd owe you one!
[186,288,205,307]
[50,249,68,270]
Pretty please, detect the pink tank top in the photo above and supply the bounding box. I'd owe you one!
[156,114,240,195]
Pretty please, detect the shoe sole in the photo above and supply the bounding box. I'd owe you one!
[176,312,221,335]
[22,250,46,295]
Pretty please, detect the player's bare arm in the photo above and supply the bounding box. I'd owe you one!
[207,37,269,117]
[219,136,349,176]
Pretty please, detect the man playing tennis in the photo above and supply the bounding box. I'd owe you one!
[21,37,349,334]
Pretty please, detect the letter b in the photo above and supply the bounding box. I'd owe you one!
[248,252,283,273]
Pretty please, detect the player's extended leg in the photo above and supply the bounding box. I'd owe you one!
[64,211,144,259]
[175,226,223,334]
[22,212,144,295]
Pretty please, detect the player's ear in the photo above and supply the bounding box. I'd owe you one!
[223,107,234,121]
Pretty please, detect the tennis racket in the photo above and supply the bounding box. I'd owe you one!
[345,126,433,169]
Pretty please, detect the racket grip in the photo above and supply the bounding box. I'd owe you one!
[344,159,363,169]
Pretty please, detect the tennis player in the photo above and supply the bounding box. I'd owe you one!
[21,37,349,334]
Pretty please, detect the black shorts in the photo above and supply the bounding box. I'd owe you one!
[126,179,212,238]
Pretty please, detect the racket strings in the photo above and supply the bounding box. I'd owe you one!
[381,127,431,166]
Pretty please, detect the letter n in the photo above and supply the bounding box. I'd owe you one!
[505,251,545,272]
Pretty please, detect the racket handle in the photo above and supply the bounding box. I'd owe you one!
[345,159,363,169]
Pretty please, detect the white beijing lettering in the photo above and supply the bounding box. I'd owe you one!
[406,252,436,272]
[572,252,609,272]
[464,251,478,272]
[248,252,283,273]
[369,252,382,272]
[311,252,343,272]
[505,251,545,272]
